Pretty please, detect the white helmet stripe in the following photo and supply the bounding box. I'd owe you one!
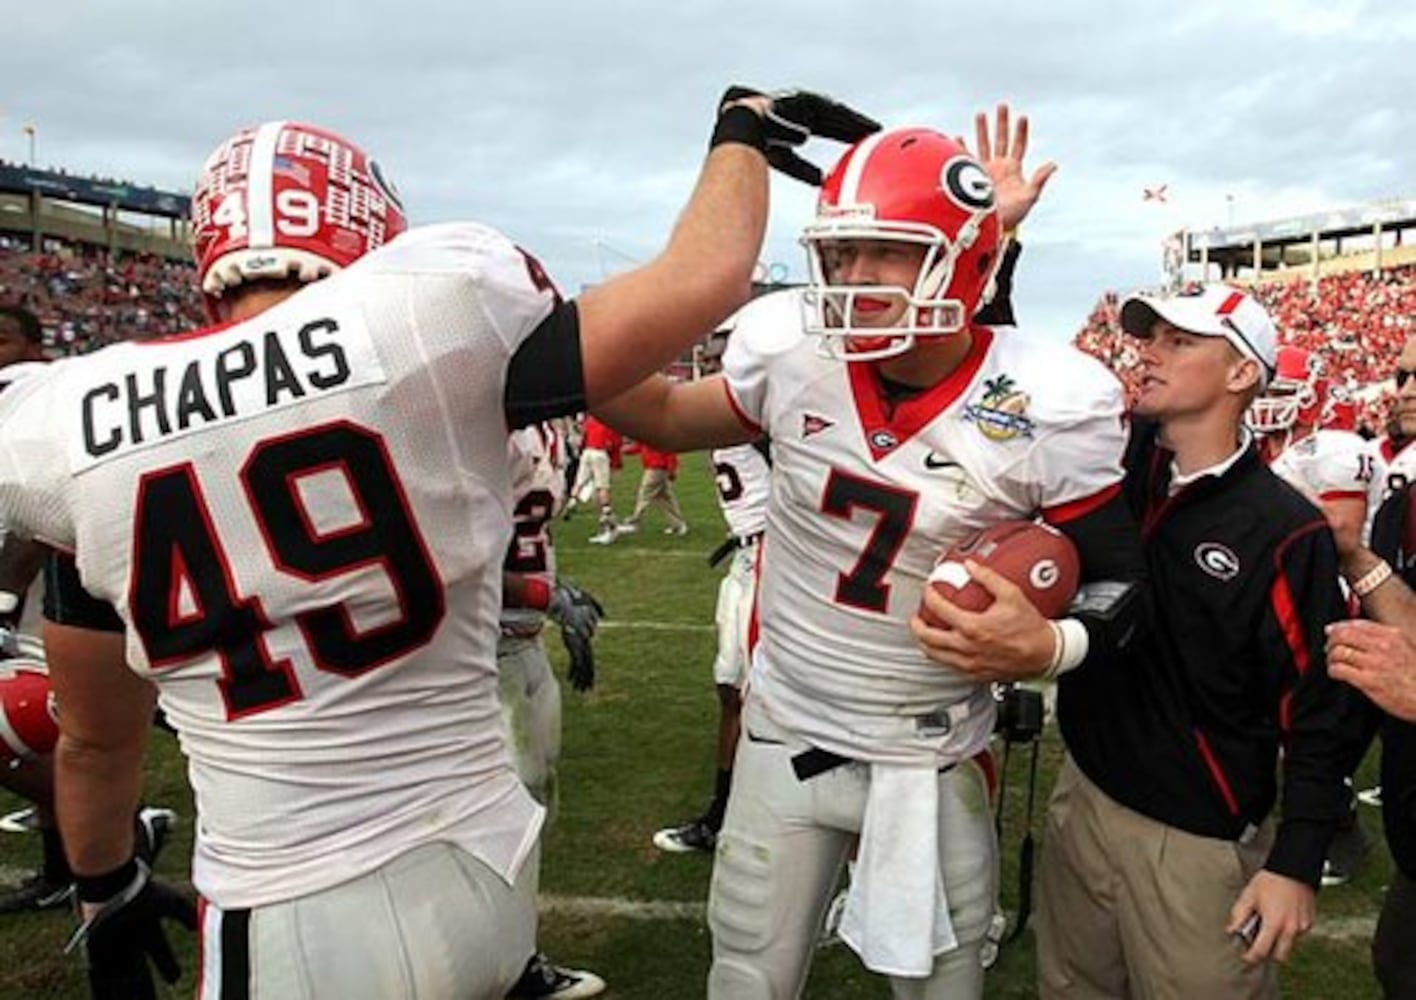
[837,130,889,205]
[0,705,36,758]
[246,121,286,250]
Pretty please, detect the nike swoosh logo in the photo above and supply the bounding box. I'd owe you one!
[923,453,961,470]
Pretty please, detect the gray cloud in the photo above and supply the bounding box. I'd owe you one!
[6,0,1414,331]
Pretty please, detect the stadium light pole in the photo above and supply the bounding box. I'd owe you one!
[21,125,35,167]
[1226,193,1234,228]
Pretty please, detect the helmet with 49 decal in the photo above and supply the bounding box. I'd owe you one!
[192,121,408,319]
[801,128,1003,362]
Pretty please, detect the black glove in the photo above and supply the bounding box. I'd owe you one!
[717,85,882,186]
[67,858,197,1000]
[561,623,597,693]
[548,580,605,692]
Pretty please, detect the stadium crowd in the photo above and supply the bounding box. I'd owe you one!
[0,237,202,354]
[1075,263,1415,434]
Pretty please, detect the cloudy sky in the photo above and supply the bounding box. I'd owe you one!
[7,0,1415,336]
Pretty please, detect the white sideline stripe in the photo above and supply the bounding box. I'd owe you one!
[1310,914,1379,941]
[558,546,705,558]
[0,867,1373,944]
[540,894,705,922]
[536,894,1377,941]
[599,620,713,632]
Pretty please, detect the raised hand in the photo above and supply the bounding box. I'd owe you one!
[969,103,1057,233]
[719,85,881,186]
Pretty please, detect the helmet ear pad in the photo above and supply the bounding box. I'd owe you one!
[191,121,408,317]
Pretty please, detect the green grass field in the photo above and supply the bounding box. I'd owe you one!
[0,458,1393,999]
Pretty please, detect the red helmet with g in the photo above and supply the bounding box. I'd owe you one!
[1250,345,1324,433]
[192,121,408,319]
[0,660,57,765]
[801,128,1003,361]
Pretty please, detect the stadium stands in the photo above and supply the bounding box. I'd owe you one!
[0,239,203,354]
[1075,262,1413,435]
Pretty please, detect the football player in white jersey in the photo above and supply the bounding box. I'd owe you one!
[1321,334,1416,996]
[1250,344,1385,887]
[1252,345,1384,544]
[597,109,1147,1000]
[0,90,880,1000]
[498,420,606,998]
[654,437,771,854]
[0,330,92,912]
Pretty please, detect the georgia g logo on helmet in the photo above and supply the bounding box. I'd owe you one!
[941,157,995,212]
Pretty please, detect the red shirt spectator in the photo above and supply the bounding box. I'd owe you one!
[638,444,679,475]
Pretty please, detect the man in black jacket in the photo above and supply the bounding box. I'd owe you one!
[1037,285,1357,1000]
[1323,332,1416,998]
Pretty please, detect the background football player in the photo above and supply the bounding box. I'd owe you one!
[1320,332,1416,997]
[499,421,607,999]
[596,106,1147,999]
[1252,345,1385,544]
[654,435,770,855]
[1249,344,1385,886]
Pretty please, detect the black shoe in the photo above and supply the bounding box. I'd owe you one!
[507,952,605,998]
[0,873,72,914]
[652,816,718,854]
[1321,820,1371,887]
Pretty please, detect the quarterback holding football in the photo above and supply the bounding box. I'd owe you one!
[597,106,1146,999]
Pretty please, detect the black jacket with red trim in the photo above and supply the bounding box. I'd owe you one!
[1058,418,1358,888]
[1371,471,1416,880]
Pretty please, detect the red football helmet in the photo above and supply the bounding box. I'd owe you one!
[1322,382,1358,431]
[192,121,408,318]
[1249,345,1325,433]
[801,128,1003,361]
[0,662,57,765]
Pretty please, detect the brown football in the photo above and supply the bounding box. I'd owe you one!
[921,520,1080,626]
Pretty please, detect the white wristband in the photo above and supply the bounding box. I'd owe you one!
[1043,618,1091,680]
[1351,559,1393,599]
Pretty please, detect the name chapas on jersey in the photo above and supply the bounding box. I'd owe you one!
[76,312,386,467]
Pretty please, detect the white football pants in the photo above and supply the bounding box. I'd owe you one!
[197,839,539,1000]
[496,634,563,814]
[707,701,997,1000]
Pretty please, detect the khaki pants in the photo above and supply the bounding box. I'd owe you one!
[1036,757,1276,1000]
[626,468,686,530]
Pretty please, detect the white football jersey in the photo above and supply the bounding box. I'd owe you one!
[723,289,1126,767]
[0,223,565,909]
[501,422,567,635]
[1269,429,1385,541]
[711,441,770,541]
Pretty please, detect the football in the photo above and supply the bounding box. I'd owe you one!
[921,520,1080,625]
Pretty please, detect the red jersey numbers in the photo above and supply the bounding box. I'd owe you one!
[130,420,445,719]
[820,469,918,613]
[504,489,556,574]
[714,461,745,504]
